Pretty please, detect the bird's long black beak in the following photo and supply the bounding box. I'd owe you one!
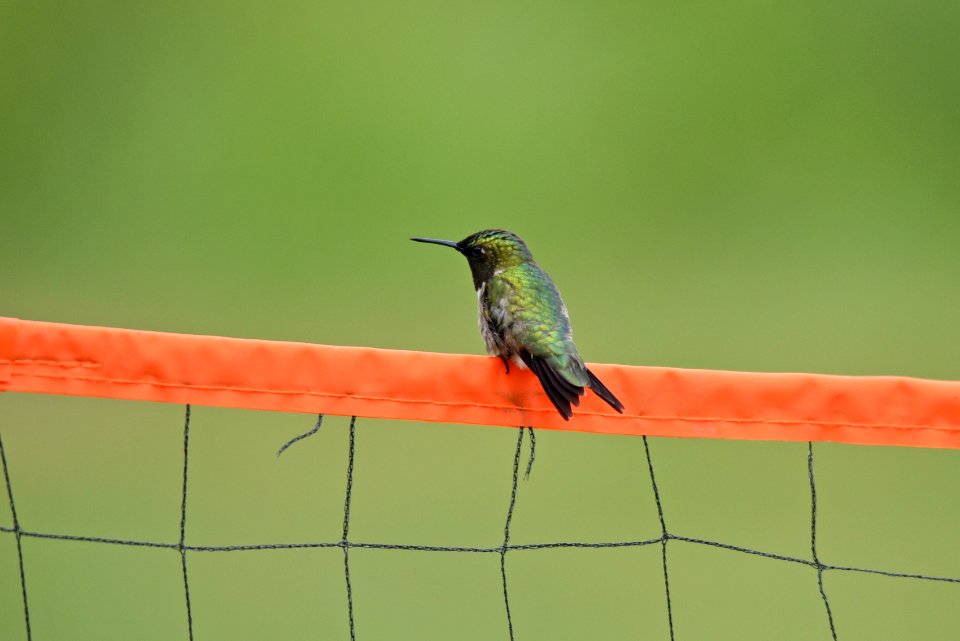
[411,237,460,250]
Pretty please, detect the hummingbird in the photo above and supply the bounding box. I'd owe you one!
[412,229,624,420]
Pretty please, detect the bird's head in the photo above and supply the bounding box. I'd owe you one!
[412,229,534,289]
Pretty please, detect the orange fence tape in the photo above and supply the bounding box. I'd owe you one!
[1,317,958,448]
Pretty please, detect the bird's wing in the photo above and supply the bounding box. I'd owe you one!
[504,268,590,388]
[500,266,624,417]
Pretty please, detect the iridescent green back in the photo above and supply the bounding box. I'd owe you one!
[489,261,591,387]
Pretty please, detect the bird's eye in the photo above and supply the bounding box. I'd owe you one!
[472,246,485,257]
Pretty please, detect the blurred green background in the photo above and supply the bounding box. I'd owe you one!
[2,0,959,639]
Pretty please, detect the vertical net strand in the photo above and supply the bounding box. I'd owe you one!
[808,442,838,640]
[179,405,195,641]
[643,436,675,641]
[524,427,536,480]
[0,432,32,641]
[342,416,358,641]
[501,428,525,641]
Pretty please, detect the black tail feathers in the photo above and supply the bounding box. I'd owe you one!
[526,354,581,420]
[586,368,625,414]
[522,351,624,420]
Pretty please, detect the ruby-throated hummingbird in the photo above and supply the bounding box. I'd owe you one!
[412,229,624,420]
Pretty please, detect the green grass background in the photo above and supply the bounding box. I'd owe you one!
[2,1,959,639]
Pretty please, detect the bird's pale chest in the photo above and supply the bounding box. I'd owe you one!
[476,281,519,358]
